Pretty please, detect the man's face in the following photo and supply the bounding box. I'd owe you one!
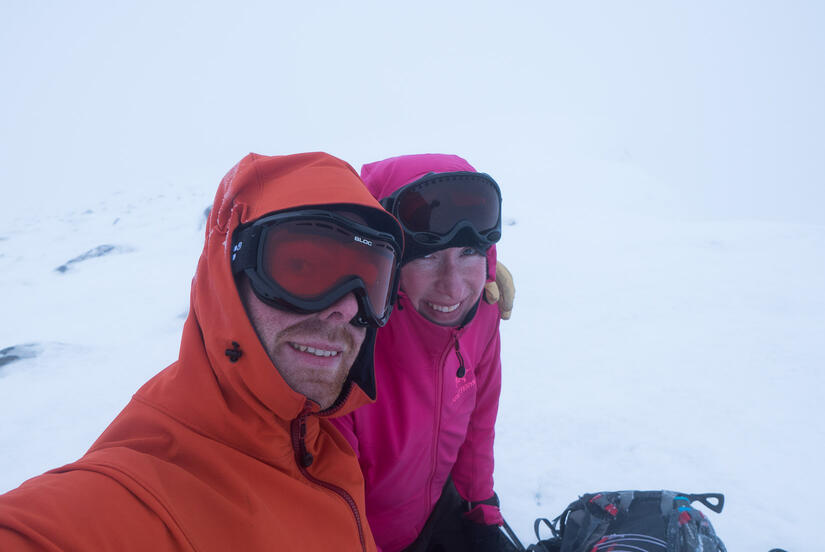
[239,278,366,409]
[400,246,487,327]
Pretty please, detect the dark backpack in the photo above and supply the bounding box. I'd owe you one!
[517,490,727,552]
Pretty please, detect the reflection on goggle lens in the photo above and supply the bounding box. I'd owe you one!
[396,176,500,236]
[262,220,397,316]
[232,209,402,327]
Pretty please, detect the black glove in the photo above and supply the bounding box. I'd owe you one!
[463,519,509,552]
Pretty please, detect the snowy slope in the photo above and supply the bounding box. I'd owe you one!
[1,160,822,551]
[0,185,208,491]
[493,167,825,551]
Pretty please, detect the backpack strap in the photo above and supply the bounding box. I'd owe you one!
[534,517,558,540]
[617,490,635,517]
[588,493,619,518]
[561,494,616,552]
[687,493,725,513]
[660,491,679,516]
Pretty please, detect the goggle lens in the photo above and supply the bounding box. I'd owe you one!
[395,176,500,235]
[261,220,396,317]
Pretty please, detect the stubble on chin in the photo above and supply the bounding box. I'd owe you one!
[268,318,366,408]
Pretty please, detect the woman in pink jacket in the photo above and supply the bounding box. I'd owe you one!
[332,154,509,552]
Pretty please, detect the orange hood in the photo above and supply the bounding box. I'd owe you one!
[157,152,400,435]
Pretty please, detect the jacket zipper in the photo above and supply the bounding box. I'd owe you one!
[290,407,367,552]
[426,331,460,515]
[454,338,466,378]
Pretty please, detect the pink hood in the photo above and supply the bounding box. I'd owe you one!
[360,153,479,199]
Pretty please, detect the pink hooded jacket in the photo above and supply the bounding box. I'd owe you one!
[331,154,503,552]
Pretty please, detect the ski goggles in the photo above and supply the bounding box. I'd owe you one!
[231,208,402,327]
[380,171,502,259]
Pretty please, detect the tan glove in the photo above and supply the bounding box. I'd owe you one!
[483,260,514,320]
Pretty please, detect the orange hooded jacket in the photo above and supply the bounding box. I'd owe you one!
[0,152,401,552]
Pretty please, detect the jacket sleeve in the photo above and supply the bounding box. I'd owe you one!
[450,315,503,526]
[0,469,179,551]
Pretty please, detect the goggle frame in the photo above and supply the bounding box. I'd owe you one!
[381,171,502,260]
[231,208,403,328]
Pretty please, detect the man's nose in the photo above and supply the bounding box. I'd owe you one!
[317,292,360,323]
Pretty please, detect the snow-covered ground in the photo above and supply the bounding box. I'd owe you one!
[494,165,825,551]
[3,2,824,551]
[2,157,822,550]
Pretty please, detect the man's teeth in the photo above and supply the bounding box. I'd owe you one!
[290,343,339,357]
[427,302,460,313]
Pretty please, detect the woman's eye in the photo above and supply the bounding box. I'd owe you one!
[462,247,482,256]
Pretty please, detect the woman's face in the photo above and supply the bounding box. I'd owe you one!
[399,246,487,327]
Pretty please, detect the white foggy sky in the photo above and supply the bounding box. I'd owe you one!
[2,1,824,223]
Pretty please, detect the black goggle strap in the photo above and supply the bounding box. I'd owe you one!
[231,224,262,275]
[379,195,395,213]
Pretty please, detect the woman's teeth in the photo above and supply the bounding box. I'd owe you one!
[427,302,460,313]
[290,343,339,357]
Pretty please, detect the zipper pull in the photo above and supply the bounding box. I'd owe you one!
[292,410,315,468]
[299,415,314,467]
[454,338,465,378]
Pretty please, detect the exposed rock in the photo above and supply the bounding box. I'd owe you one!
[55,244,133,273]
[0,343,42,370]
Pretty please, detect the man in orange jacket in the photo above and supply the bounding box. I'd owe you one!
[0,152,404,552]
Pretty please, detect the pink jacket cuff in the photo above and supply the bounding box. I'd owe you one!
[463,503,504,526]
